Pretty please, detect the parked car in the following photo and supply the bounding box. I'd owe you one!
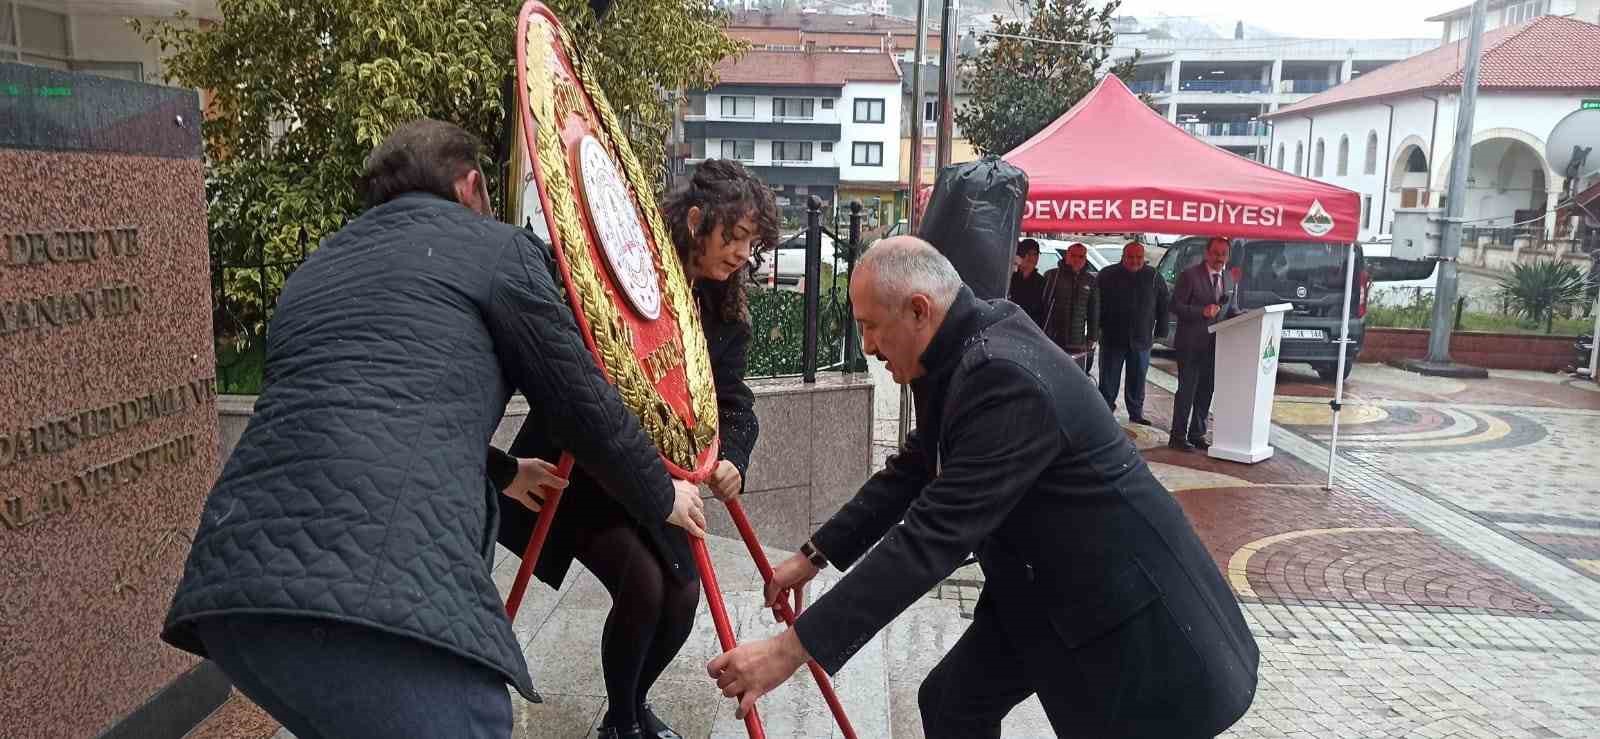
[1361,236,1439,307]
[1155,236,1370,381]
[750,231,839,286]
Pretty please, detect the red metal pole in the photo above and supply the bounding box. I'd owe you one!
[505,452,575,620]
[723,499,857,739]
[692,535,768,739]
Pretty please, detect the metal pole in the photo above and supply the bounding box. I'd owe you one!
[1425,0,1487,364]
[803,195,822,384]
[909,0,927,235]
[1326,244,1357,490]
[1590,290,1599,380]
[843,201,867,373]
[935,0,957,169]
[901,0,933,446]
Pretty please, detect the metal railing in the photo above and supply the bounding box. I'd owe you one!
[1284,79,1334,94]
[1128,80,1167,94]
[1178,79,1269,93]
[1180,121,1269,137]
[745,198,867,379]
[211,230,307,395]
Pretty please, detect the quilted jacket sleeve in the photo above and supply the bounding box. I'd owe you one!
[714,320,759,477]
[484,231,674,526]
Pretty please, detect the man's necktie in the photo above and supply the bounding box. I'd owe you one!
[1212,273,1222,302]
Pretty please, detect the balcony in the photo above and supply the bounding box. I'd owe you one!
[1128,80,1168,94]
[1282,79,1334,94]
[1180,121,1269,137]
[683,119,842,141]
[1177,79,1269,94]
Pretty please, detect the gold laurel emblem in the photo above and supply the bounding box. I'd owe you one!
[522,18,717,469]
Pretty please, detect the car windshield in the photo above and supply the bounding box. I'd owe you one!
[1237,241,1351,294]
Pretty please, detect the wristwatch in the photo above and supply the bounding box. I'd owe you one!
[800,540,830,569]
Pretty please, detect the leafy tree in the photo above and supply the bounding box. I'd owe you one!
[1497,259,1589,333]
[956,0,1135,156]
[136,0,740,314]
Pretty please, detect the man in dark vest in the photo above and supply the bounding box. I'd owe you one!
[1096,240,1170,426]
[707,237,1259,738]
[1042,241,1099,372]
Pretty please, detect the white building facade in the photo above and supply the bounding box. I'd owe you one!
[1265,15,1600,243]
[1431,0,1600,42]
[1113,35,1439,162]
[686,50,903,224]
[1,1,216,85]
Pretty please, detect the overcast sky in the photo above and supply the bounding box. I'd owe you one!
[1115,0,1469,39]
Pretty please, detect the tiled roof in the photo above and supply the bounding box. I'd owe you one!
[727,11,931,35]
[1270,16,1600,118]
[712,50,902,87]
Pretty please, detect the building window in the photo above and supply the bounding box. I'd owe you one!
[821,98,835,110]
[771,141,814,162]
[1337,135,1350,176]
[924,99,936,122]
[1314,139,1326,177]
[1362,195,1372,229]
[1277,144,1286,170]
[820,141,834,153]
[686,94,707,116]
[1294,142,1304,175]
[921,142,935,168]
[720,139,755,161]
[720,96,755,118]
[852,142,884,166]
[853,98,885,124]
[773,97,815,119]
[691,139,706,159]
[1364,131,1379,175]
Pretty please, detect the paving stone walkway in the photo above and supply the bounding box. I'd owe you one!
[240,362,1600,738]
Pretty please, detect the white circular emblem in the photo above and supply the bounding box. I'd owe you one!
[579,136,661,320]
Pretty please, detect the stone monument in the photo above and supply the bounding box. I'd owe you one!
[0,63,225,737]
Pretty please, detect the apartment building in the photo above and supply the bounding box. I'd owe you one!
[684,49,903,226]
[1430,0,1600,42]
[1113,33,1438,162]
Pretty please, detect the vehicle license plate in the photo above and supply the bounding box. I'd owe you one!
[1281,329,1325,340]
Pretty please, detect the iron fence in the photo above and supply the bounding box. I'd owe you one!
[210,201,865,394]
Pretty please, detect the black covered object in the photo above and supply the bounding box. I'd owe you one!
[916,156,1029,300]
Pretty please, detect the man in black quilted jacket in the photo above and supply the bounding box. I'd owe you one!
[161,119,706,738]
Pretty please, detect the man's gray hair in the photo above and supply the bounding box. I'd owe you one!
[857,236,963,310]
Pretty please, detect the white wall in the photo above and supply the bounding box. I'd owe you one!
[707,93,843,124]
[839,80,902,183]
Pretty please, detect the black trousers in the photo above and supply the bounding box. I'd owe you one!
[196,615,513,739]
[1171,344,1217,442]
[917,592,1215,739]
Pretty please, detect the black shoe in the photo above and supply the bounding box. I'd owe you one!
[597,723,644,739]
[1131,416,1154,426]
[639,703,682,739]
[1167,437,1193,451]
[1188,437,1211,451]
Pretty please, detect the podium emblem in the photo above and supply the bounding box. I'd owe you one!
[1261,339,1280,375]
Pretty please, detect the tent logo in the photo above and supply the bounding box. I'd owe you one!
[1301,199,1335,237]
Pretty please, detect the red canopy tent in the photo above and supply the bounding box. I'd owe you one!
[1003,75,1360,244]
[976,74,1365,487]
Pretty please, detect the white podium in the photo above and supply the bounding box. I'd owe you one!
[1207,304,1293,464]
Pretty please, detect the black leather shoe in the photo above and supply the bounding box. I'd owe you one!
[1189,437,1211,451]
[1167,437,1193,451]
[639,703,682,739]
[1130,416,1154,426]
[597,722,644,739]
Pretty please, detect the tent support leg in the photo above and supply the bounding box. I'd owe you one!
[1326,244,1357,490]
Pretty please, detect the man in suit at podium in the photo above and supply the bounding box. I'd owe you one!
[1169,237,1242,451]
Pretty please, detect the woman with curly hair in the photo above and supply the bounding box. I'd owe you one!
[492,158,778,739]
